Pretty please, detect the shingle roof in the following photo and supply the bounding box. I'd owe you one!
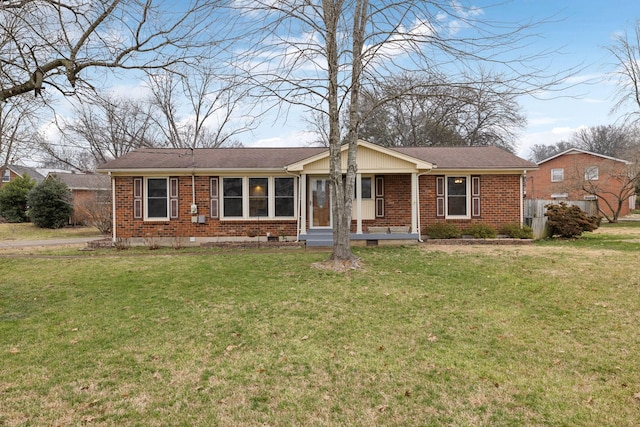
[50,173,111,190]
[8,165,45,183]
[97,145,536,172]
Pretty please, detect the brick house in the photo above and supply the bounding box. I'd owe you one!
[96,140,537,246]
[47,173,111,225]
[526,148,636,220]
[1,165,45,188]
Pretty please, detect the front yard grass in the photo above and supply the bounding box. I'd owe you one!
[1,226,639,425]
[0,222,103,241]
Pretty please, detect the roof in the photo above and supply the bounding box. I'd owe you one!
[97,144,537,173]
[49,173,111,190]
[537,148,631,165]
[6,165,45,183]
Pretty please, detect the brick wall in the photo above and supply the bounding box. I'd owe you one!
[114,173,524,239]
[527,152,632,218]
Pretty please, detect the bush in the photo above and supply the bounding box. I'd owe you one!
[545,202,600,238]
[0,174,36,222]
[27,179,73,229]
[466,223,497,238]
[424,223,461,239]
[499,223,534,239]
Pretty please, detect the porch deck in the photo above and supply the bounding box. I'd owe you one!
[299,228,420,247]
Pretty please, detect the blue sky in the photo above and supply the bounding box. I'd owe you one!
[242,1,640,159]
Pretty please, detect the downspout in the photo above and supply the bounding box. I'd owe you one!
[520,173,525,227]
[285,167,301,242]
[110,172,116,242]
[415,170,432,243]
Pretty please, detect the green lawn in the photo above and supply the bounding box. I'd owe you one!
[1,226,640,425]
[0,222,103,241]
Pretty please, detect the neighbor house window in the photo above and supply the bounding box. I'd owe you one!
[585,166,599,181]
[222,176,295,219]
[223,177,243,217]
[447,176,468,217]
[146,178,168,219]
[551,168,564,182]
[2,170,10,182]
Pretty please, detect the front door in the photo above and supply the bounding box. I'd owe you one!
[310,177,331,228]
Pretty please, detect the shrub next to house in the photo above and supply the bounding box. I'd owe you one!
[0,174,36,223]
[28,179,73,229]
[545,202,600,238]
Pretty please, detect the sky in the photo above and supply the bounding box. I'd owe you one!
[238,0,640,160]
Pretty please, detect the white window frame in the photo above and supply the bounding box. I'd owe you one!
[584,166,599,181]
[144,177,169,221]
[551,168,564,182]
[445,175,471,219]
[2,169,10,182]
[220,176,297,220]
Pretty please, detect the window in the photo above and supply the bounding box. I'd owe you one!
[275,177,294,217]
[447,176,468,217]
[222,176,295,219]
[2,170,9,182]
[223,177,243,217]
[146,178,168,219]
[249,178,268,217]
[551,168,564,182]
[361,177,372,199]
[585,166,599,181]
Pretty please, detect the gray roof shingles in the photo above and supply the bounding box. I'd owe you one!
[97,145,536,171]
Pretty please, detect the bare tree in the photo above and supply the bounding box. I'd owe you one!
[0,98,40,173]
[0,0,229,102]
[528,141,574,163]
[146,67,253,148]
[609,19,640,125]
[39,93,159,171]
[571,124,636,159]
[358,71,525,151]
[232,1,575,265]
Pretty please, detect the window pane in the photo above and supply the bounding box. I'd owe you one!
[147,178,168,218]
[223,178,242,196]
[275,198,294,217]
[447,177,466,195]
[249,178,268,217]
[223,178,243,217]
[148,198,167,218]
[249,178,268,196]
[275,177,294,196]
[448,197,467,216]
[275,177,294,217]
[361,177,372,199]
[148,178,167,197]
[224,198,243,217]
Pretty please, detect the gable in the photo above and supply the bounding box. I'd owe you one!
[286,140,434,173]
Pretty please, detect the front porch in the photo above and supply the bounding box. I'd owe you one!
[299,228,420,247]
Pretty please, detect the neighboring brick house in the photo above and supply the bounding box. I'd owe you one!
[47,173,111,225]
[96,140,537,246]
[0,165,45,188]
[527,148,636,220]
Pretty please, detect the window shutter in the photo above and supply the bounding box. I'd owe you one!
[471,176,480,217]
[133,177,143,219]
[210,177,219,219]
[169,178,179,219]
[436,176,445,217]
[375,176,384,217]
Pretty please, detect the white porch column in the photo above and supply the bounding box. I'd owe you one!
[300,174,307,235]
[411,172,418,234]
[356,173,363,234]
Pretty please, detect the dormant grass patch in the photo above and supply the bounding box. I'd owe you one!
[1,223,639,425]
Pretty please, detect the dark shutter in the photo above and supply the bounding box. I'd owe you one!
[210,177,219,219]
[375,176,384,217]
[170,178,179,219]
[436,176,445,218]
[471,176,480,217]
[133,177,143,219]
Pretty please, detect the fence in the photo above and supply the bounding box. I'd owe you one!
[524,199,598,239]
